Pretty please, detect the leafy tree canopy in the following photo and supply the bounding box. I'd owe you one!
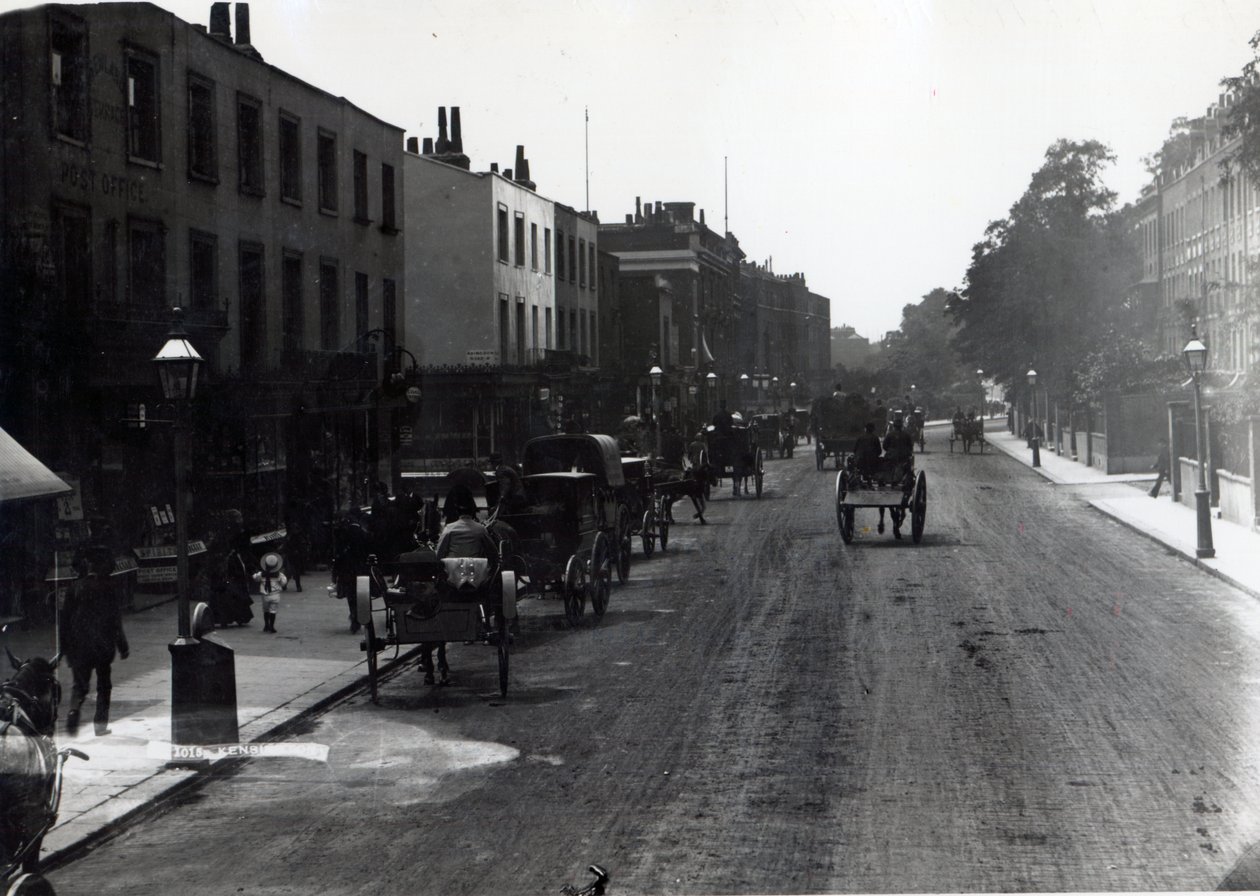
[1221,30,1260,184]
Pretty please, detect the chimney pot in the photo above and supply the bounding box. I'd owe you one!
[626,214,633,224]
[209,2,231,38]
[234,3,251,45]
[422,137,433,154]
[406,136,419,154]
[435,107,450,154]
[490,162,499,173]
[504,169,513,180]
[450,107,463,153]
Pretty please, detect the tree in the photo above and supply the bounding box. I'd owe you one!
[877,288,970,406]
[947,139,1140,404]
[1221,30,1260,184]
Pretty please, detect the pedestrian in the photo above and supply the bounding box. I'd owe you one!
[332,510,370,634]
[1149,437,1170,498]
[61,546,129,737]
[252,552,287,633]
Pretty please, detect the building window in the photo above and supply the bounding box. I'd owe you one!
[589,312,596,364]
[530,223,539,270]
[568,235,577,283]
[531,305,539,350]
[557,305,566,350]
[51,203,91,314]
[128,218,165,306]
[497,204,509,263]
[354,271,369,345]
[317,129,338,213]
[544,228,552,274]
[239,242,265,374]
[570,310,578,352]
[556,229,565,280]
[545,307,552,349]
[126,48,160,164]
[499,295,510,362]
[279,111,301,202]
[381,163,397,232]
[580,308,587,355]
[319,259,339,350]
[588,245,596,293]
[50,12,89,143]
[353,150,369,222]
[514,212,526,267]
[578,238,586,287]
[383,278,397,347]
[187,73,217,182]
[237,93,263,195]
[189,230,217,311]
[282,251,303,354]
[515,301,525,364]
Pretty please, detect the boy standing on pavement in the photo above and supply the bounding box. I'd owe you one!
[61,546,129,736]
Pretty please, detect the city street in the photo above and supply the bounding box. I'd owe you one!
[44,424,1260,894]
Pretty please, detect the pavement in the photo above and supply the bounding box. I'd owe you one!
[4,425,1260,874]
[0,568,409,869]
[980,420,1260,603]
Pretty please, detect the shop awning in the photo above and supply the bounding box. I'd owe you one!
[0,426,72,504]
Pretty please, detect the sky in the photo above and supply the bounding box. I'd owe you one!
[16,0,1260,341]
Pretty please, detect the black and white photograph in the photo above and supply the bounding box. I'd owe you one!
[3,1,1260,893]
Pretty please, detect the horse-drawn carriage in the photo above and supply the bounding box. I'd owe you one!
[812,394,883,471]
[356,551,516,702]
[701,421,765,498]
[619,457,670,556]
[492,434,626,623]
[905,410,927,453]
[948,416,986,453]
[751,414,794,460]
[2,650,88,896]
[834,456,927,545]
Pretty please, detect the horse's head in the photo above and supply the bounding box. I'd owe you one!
[3,647,62,736]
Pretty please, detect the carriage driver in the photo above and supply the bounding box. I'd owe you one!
[882,413,915,467]
[852,422,882,480]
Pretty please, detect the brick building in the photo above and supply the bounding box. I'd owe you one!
[0,2,406,559]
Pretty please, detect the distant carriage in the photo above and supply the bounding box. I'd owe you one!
[948,417,986,454]
[701,421,765,498]
[834,457,927,546]
[811,394,882,471]
[751,413,793,460]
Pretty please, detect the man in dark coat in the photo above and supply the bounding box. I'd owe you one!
[61,548,129,736]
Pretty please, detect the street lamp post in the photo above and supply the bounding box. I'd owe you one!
[154,308,238,749]
[1183,328,1215,558]
[1027,369,1040,468]
[649,365,663,457]
[976,369,985,415]
[739,373,749,413]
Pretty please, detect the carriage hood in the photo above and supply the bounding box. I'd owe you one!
[521,435,626,486]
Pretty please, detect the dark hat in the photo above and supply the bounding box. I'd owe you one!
[446,484,477,516]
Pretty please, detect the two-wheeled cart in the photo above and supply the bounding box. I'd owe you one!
[834,457,927,545]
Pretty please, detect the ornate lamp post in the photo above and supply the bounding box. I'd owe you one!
[739,373,749,412]
[1183,327,1215,558]
[1027,369,1040,468]
[976,369,985,414]
[771,376,780,412]
[706,371,717,424]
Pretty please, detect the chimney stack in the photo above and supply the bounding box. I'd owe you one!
[406,136,419,154]
[699,209,706,226]
[504,169,512,180]
[234,3,251,45]
[635,197,642,223]
[490,162,499,173]
[625,214,633,224]
[209,2,231,39]
[422,137,433,155]
[513,145,535,190]
[450,107,463,153]
[435,107,450,154]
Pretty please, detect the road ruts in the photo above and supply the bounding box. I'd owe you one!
[48,426,1260,894]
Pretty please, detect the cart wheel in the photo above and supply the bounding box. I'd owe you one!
[563,554,585,624]
[815,441,824,471]
[363,614,380,704]
[6,873,55,896]
[659,507,670,551]
[836,471,855,544]
[755,448,765,498]
[641,507,656,557]
[911,471,927,544]
[589,532,613,618]
[614,506,632,585]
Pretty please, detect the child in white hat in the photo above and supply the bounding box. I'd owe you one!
[253,552,287,633]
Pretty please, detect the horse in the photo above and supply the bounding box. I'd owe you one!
[1,647,78,877]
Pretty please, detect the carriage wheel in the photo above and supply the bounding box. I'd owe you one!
[755,448,765,498]
[563,554,585,624]
[496,571,515,697]
[589,533,613,618]
[356,576,380,704]
[6,873,56,896]
[911,471,927,544]
[615,506,632,585]
[659,505,670,551]
[815,440,824,471]
[836,472,855,544]
[641,506,656,557]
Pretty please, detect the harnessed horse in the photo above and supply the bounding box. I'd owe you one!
[1,648,85,878]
